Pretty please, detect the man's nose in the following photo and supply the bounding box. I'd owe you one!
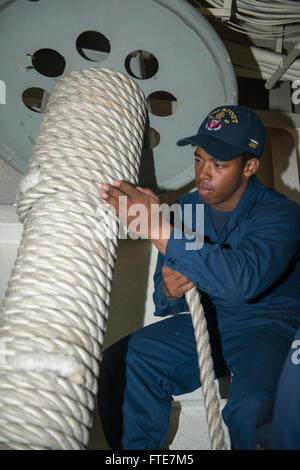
[197,162,212,181]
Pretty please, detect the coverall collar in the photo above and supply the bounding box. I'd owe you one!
[230,174,262,220]
[203,175,262,244]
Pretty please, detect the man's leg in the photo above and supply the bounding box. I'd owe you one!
[222,328,293,450]
[97,334,131,450]
[98,313,228,450]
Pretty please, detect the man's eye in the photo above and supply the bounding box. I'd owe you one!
[215,163,224,168]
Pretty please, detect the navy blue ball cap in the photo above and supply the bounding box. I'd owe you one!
[177,105,265,162]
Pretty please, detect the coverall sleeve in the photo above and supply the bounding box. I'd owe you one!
[163,202,300,303]
[153,250,189,317]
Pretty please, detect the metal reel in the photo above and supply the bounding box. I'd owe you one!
[0,0,237,191]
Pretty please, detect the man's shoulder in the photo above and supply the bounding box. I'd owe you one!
[256,182,300,213]
[249,181,300,229]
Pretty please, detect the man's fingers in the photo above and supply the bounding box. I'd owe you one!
[100,184,118,200]
[172,282,194,298]
[112,180,137,198]
[162,267,191,284]
[182,282,195,293]
[105,181,159,204]
[162,266,182,278]
[100,182,128,208]
[136,187,160,202]
[99,185,125,220]
[162,263,194,298]
[100,181,148,205]
[176,278,194,290]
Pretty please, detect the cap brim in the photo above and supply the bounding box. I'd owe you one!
[177,133,248,162]
[177,135,200,147]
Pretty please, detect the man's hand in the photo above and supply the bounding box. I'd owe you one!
[100,181,172,254]
[162,266,194,299]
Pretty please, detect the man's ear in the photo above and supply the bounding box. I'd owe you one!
[244,158,260,177]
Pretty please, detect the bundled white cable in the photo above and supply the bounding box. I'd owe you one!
[192,1,300,81]
[195,0,300,38]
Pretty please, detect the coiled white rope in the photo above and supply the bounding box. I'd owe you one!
[0,67,225,450]
[0,67,147,449]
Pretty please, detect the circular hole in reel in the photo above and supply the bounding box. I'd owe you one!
[30,48,66,77]
[22,87,50,113]
[125,50,159,80]
[143,126,160,149]
[76,30,111,62]
[147,91,178,117]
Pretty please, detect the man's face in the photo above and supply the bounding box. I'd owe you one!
[194,146,250,212]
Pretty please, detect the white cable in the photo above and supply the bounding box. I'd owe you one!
[195,0,300,38]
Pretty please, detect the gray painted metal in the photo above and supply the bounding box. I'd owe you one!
[0,0,237,191]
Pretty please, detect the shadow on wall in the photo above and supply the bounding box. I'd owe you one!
[271,127,300,205]
[254,114,300,206]
[103,238,153,349]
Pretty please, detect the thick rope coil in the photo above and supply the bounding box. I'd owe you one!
[186,287,227,450]
[0,66,225,450]
[0,67,147,449]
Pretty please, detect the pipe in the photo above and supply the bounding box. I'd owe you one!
[225,40,300,81]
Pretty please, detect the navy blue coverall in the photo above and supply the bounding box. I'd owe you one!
[98,175,300,450]
[272,324,300,449]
